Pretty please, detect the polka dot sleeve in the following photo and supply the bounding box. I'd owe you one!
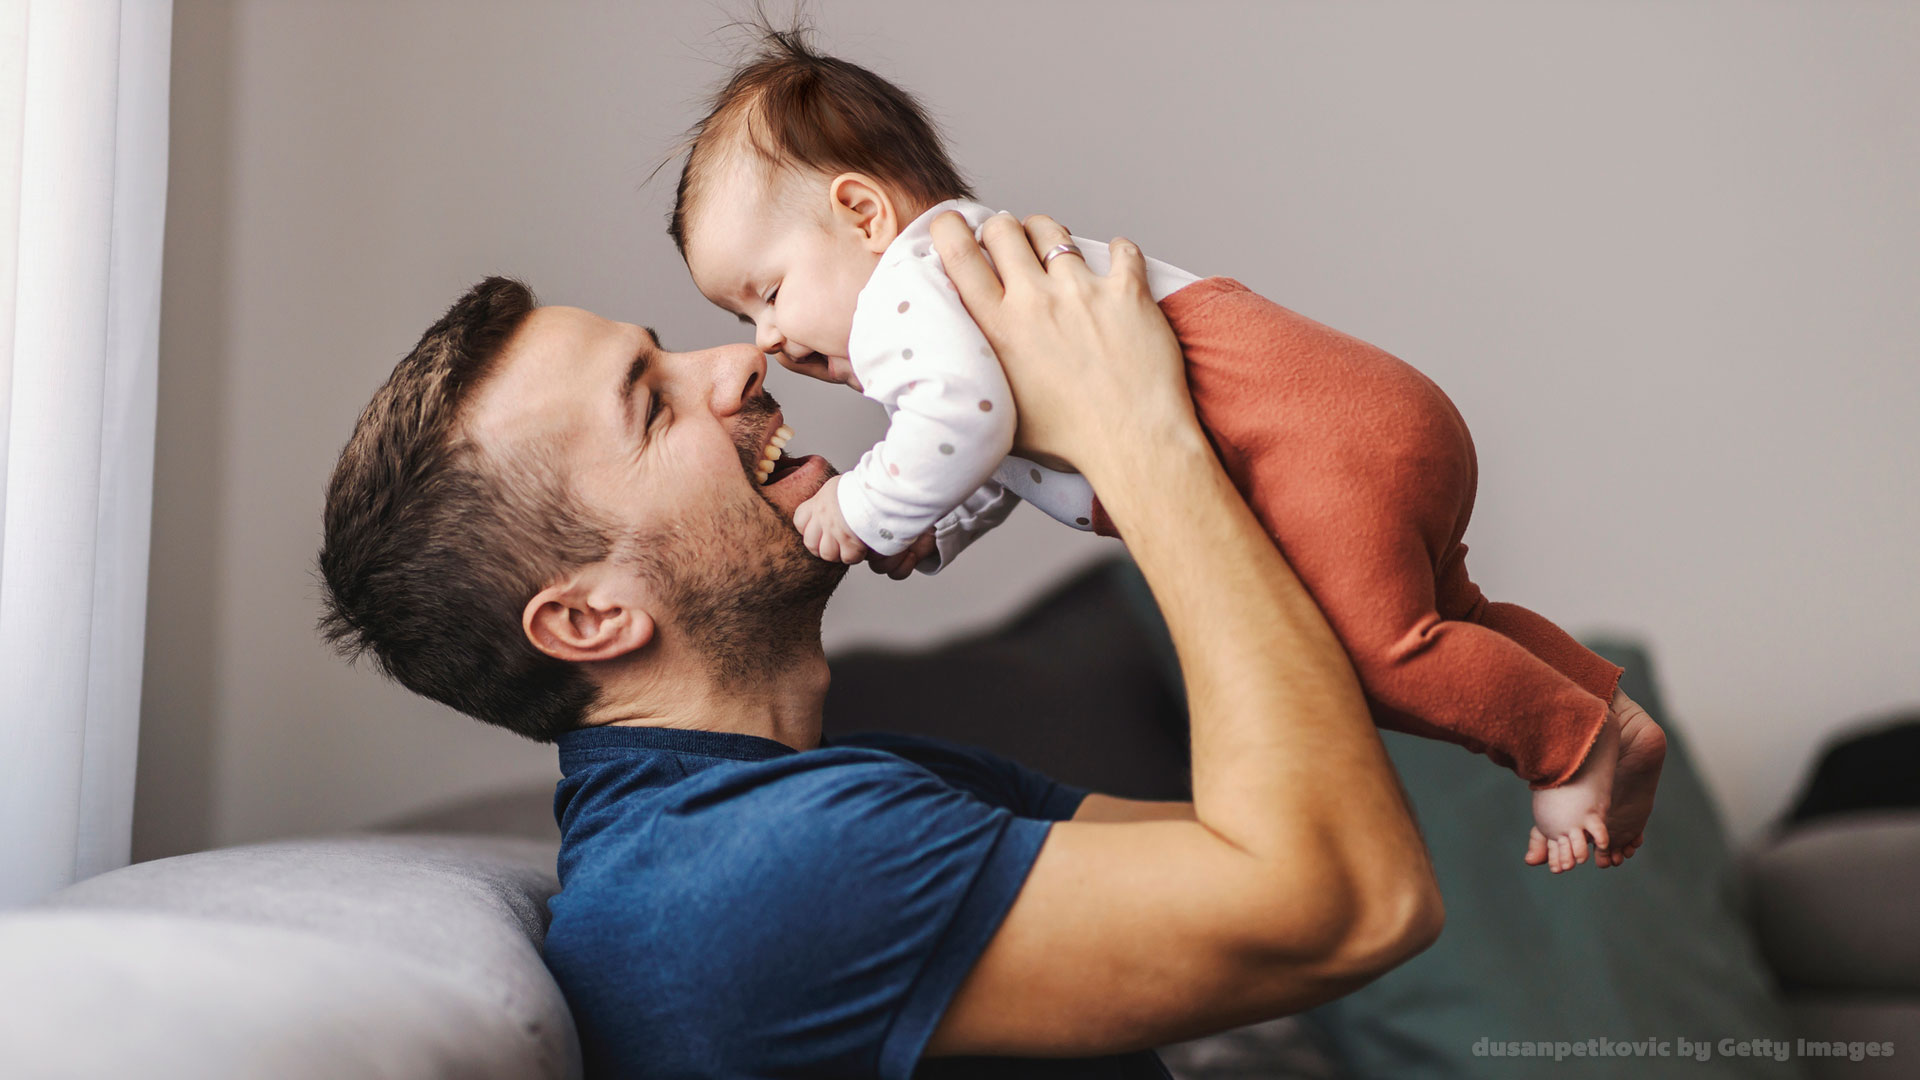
[841,202,1020,557]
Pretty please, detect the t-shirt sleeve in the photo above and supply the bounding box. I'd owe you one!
[826,730,1089,821]
[666,755,1060,1080]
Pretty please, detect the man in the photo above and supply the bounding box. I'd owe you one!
[319,213,1443,1078]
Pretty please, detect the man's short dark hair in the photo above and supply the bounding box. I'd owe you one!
[665,15,973,255]
[317,276,611,743]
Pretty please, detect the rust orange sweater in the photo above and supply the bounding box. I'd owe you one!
[1090,278,1621,789]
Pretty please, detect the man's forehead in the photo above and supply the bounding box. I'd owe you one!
[467,305,635,446]
[506,304,649,375]
[524,304,617,348]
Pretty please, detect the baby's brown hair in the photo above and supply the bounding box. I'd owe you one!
[666,15,973,256]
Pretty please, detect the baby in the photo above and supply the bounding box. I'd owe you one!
[671,30,1666,872]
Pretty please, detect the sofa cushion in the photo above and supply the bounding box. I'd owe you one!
[1302,639,1806,1079]
[1782,1000,1916,1080]
[1745,813,1920,994]
[824,558,1193,802]
[0,832,575,1080]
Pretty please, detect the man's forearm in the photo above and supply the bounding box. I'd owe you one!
[1086,428,1437,922]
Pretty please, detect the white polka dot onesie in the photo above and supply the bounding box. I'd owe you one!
[839,198,1201,574]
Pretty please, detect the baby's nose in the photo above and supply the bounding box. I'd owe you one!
[755,325,783,354]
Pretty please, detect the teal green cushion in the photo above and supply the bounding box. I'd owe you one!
[1305,639,1803,1079]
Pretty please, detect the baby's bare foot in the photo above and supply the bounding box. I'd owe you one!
[1527,710,1618,872]
[1593,689,1667,868]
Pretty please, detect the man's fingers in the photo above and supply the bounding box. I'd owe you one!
[930,211,1004,322]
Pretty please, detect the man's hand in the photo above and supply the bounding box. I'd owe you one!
[928,211,1196,487]
[792,475,868,564]
[866,528,937,579]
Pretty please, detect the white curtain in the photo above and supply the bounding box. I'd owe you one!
[0,0,170,908]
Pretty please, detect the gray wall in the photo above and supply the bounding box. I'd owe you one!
[136,0,1920,861]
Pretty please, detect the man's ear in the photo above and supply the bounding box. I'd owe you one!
[828,172,900,254]
[522,564,656,663]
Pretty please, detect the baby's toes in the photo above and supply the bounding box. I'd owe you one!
[1585,816,1610,856]
[1569,829,1591,866]
[1525,827,1549,866]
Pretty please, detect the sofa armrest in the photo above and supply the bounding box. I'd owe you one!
[0,832,578,1080]
[1744,812,1920,994]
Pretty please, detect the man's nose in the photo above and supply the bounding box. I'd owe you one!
[707,342,767,414]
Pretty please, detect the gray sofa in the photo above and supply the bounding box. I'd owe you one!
[0,833,575,1079]
[3,560,1912,1079]
[1744,812,1920,1073]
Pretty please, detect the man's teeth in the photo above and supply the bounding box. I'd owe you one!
[756,424,796,485]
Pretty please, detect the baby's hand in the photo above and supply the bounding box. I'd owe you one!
[867,528,938,580]
[793,476,868,564]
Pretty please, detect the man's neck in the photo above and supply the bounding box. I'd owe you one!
[588,647,833,752]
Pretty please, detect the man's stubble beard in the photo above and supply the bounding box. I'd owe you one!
[656,496,846,686]
[620,399,848,687]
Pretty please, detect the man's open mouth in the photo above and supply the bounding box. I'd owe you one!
[752,422,804,487]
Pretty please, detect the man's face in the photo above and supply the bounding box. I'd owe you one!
[465,306,845,677]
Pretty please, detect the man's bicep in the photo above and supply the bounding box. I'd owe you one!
[923,818,1373,1059]
[1070,792,1197,823]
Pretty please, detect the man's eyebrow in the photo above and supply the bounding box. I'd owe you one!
[619,326,664,432]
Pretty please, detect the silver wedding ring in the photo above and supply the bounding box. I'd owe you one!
[1041,242,1084,270]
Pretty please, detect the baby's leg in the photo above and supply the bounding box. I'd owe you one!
[1473,597,1623,705]
[1294,518,1611,791]
[1279,467,1633,871]
[1158,278,1652,869]
[1465,596,1668,868]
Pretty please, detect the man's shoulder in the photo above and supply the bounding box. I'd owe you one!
[825,728,975,760]
[558,738,1002,859]
[826,731,1085,822]
[545,730,1068,1080]
[547,736,1033,968]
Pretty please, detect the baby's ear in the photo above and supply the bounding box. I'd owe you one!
[828,172,899,253]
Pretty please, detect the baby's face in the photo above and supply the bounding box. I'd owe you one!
[685,166,884,392]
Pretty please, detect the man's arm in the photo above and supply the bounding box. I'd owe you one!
[921,212,1442,1057]
[1071,793,1194,823]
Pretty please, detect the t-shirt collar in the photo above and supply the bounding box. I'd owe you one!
[557,723,824,766]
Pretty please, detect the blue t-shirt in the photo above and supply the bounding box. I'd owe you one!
[545,724,1175,1080]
